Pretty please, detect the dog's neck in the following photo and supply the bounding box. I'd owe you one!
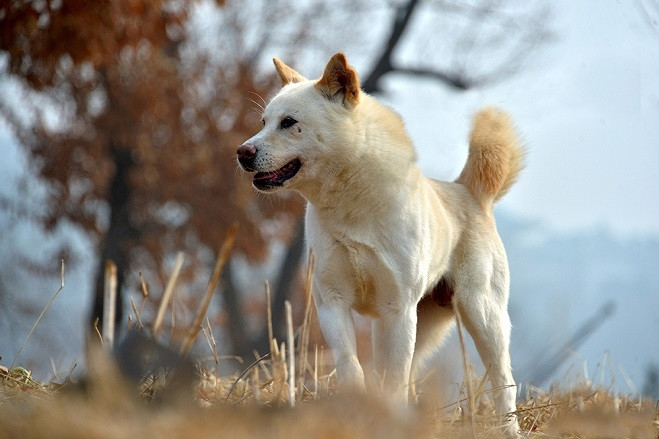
[297,97,420,223]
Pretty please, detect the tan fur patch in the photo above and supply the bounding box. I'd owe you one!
[315,53,360,107]
[456,107,525,207]
[273,57,306,86]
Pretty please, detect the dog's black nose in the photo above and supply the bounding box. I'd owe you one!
[237,143,257,171]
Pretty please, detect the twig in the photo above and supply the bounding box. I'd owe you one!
[251,366,261,404]
[276,341,287,404]
[181,223,237,355]
[298,250,315,397]
[203,317,220,370]
[474,364,491,403]
[102,261,117,348]
[225,352,271,403]
[169,298,178,342]
[265,280,274,353]
[286,300,295,407]
[138,272,149,320]
[92,317,103,344]
[139,271,149,298]
[130,297,143,330]
[314,345,319,398]
[152,252,185,339]
[11,260,65,370]
[453,298,476,436]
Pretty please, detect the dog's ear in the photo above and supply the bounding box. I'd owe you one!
[273,58,306,86]
[315,53,360,107]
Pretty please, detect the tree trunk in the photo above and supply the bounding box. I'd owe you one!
[271,219,305,341]
[90,146,136,336]
[220,258,251,359]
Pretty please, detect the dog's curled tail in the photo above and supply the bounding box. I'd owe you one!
[455,107,525,208]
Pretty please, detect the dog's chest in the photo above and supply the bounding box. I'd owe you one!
[340,241,380,316]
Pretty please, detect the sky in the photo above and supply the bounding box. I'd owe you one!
[382,0,659,238]
[3,1,656,237]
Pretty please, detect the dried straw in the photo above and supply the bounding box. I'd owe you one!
[102,261,117,348]
[10,260,65,370]
[298,251,315,397]
[152,252,185,339]
[181,223,238,355]
[452,299,476,436]
[285,300,295,407]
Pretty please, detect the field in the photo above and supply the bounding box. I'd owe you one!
[1,324,656,438]
[0,241,656,438]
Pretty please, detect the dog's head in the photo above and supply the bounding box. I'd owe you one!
[237,53,361,193]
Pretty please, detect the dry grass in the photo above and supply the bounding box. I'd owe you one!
[1,339,657,439]
[0,230,657,438]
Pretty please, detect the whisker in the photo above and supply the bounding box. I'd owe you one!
[247,90,267,108]
[245,92,265,112]
[245,97,264,113]
[247,106,264,118]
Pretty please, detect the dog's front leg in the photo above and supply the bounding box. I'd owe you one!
[315,294,365,392]
[371,305,417,402]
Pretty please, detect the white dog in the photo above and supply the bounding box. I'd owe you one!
[237,53,524,434]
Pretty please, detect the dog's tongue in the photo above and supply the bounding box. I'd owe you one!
[253,159,301,188]
[254,168,286,185]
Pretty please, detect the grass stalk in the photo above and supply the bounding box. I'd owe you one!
[102,261,117,348]
[129,297,143,330]
[285,300,295,407]
[453,298,476,437]
[298,250,315,396]
[314,345,319,398]
[265,280,274,354]
[11,260,65,370]
[181,223,238,355]
[152,252,185,339]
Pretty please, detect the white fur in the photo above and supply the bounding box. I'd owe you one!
[239,54,522,436]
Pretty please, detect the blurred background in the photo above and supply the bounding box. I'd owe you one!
[0,0,657,403]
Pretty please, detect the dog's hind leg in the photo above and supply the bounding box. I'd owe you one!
[409,295,455,402]
[456,288,520,437]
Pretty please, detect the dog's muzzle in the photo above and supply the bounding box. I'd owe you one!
[236,142,302,191]
[237,143,257,171]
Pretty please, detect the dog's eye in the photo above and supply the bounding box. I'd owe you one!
[261,118,265,126]
[279,116,297,129]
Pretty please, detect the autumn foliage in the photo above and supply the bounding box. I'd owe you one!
[1,0,551,358]
[0,1,303,334]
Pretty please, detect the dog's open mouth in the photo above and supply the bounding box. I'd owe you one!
[253,158,301,190]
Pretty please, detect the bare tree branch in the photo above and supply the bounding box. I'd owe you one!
[635,0,659,34]
[388,66,471,90]
[362,0,422,93]
[362,0,552,94]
